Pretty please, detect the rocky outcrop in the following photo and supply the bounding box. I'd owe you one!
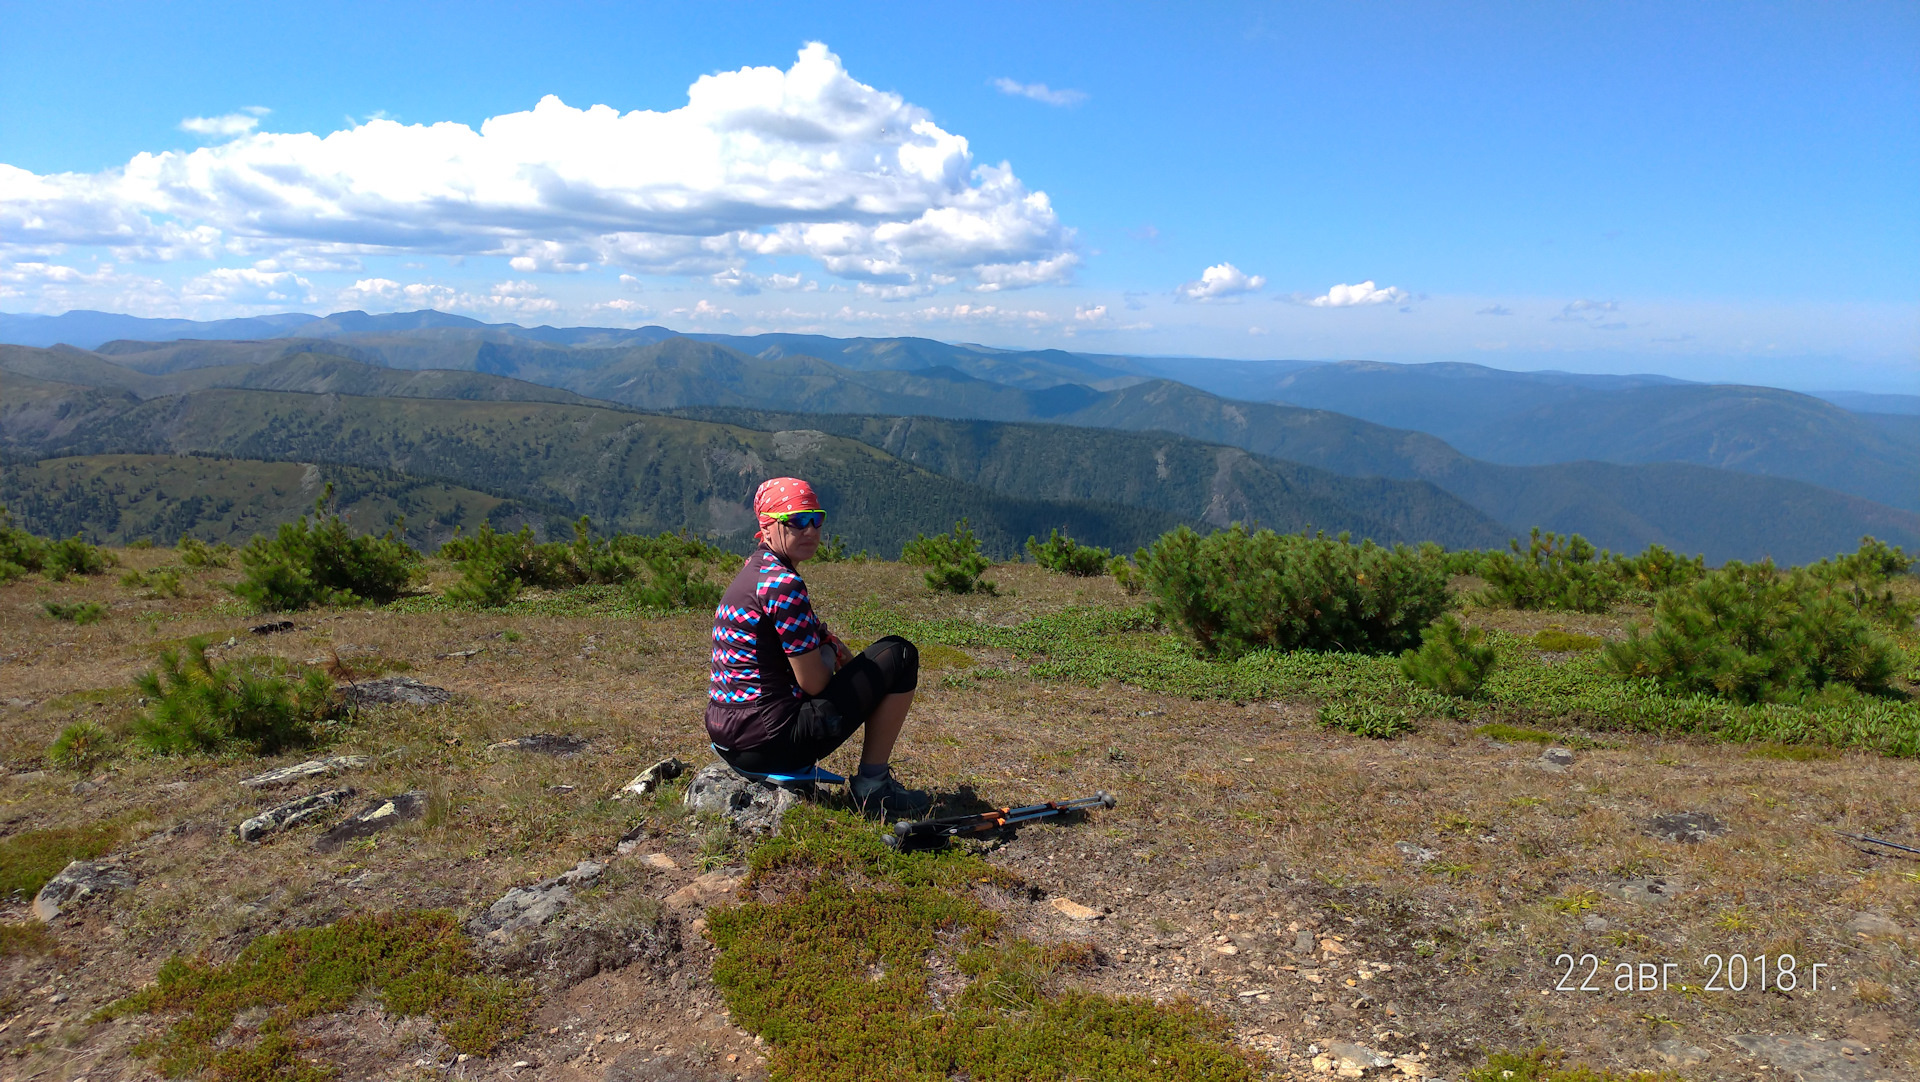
[341,676,451,708]
[33,861,134,922]
[238,755,370,790]
[468,861,605,939]
[314,791,428,851]
[683,762,801,833]
[236,788,356,842]
[485,734,588,755]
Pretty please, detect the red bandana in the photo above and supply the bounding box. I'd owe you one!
[753,477,821,541]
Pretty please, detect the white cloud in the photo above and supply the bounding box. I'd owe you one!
[1176,263,1266,302]
[3,44,1074,295]
[1476,304,1513,316]
[181,266,313,306]
[1074,304,1107,322]
[337,278,457,309]
[1307,281,1408,307]
[179,106,270,138]
[670,299,735,322]
[991,78,1088,107]
[1552,299,1627,329]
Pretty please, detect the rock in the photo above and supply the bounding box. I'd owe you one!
[640,853,678,870]
[1540,746,1575,767]
[1293,929,1316,954]
[1315,1041,1392,1077]
[249,620,295,635]
[314,791,427,851]
[1650,1040,1711,1067]
[682,762,803,833]
[1393,841,1437,865]
[1581,914,1610,933]
[341,676,451,708]
[238,755,370,790]
[1049,897,1103,921]
[468,861,604,938]
[1603,877,1680,905]
[435,648,483,659]
[33,861,134,922]
[6,771,47,784]
[1646,811,1728,843]
[1728,1034,1883,1082]
[663,868,745,909]
[614,757,688,800]
[486,733,588,755]
[1844,912,1902,940]
[237,788,356,842]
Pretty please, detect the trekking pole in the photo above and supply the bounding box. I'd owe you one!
[885,791,1116,850]
[1833,830,1920,857]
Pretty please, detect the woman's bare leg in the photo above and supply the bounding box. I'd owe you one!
[859,690,915,767]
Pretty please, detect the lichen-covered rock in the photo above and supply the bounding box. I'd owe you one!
[33,860,134,922]
[341,676,451,708]
[468,861,605,938]
[485,733,588,755]
[615,757,687,800]
[1647,811,1729,843]
[238,755,370,790]
[237,787,356,842]
[314,790,428,851]
[682,762,801,833]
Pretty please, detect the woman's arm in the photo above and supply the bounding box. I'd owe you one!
[789,646,835,696]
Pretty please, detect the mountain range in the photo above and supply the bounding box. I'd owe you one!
[2,308,1915,563]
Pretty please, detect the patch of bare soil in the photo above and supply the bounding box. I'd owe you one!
[0,558,1913,1081]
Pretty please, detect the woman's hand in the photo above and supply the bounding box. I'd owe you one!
[827,631,854,669]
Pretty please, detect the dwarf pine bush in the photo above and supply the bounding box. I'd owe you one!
[1608,543,1706,593]
[1479,529,1625,612]
[902,519,994,595]
[1026,529,1113,576]
[440,518,723,609]
[1137,525,1450,658]
[230,495,421,612]
[48,720,113,770]
[42,600,108,624]
[1605,560,1900,703]
[0,506,110,584]
[132,638,338,755]
[1399,615,1499,697]
[176,535,234,569]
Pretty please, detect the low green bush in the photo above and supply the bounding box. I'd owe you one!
[132,638,339,755]
[902,519,994,595]
[230,494,421,612]
[1109,555,1146,595]
[1804,535,1918,626]
[1318,700,1419,739]
[1399,615,1498,697]
[121,566,186,598]
[1605,560,1901,704]
[43,600,108,624]
[103,910,530,1080]
[0,505,110,583]
[1534,629,1605,652]
[1479,529,1624,612]
[176,536,234,569]
[439,518,724,609]
[1025,529,1113,576]
[1607,543,1705,593]
[48,720,113,770]
[1136,525,1450,658]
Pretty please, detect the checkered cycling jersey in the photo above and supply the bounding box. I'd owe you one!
[708,547,824,707]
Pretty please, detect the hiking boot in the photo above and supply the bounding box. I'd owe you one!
[848,768,932,819]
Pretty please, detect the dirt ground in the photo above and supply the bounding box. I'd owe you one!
[0,555,1914,1081]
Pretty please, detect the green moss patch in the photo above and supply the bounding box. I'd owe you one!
[1534,629,1605,652]
[101,910,530,1082]
[0,820,126,897]
[710,806,1260,1081]
[1467,1047,1677,1082]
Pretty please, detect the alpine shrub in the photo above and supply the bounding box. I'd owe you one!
[48,720,113,770]
[1479,529,1623,612]
[176,536,234,569]
[121,566,186,598]
[230,496,421,612]
[1399,615,1498,697]
[1604,560,1900,703]
[1109,554,1147,595]
[1803,536,1918,626]
[0,506,110,583]
[1607,543,1706,593]
[440,518,723,609]
[1137,525,1451,658]
[132,638,338,755]
[902,519,994,595]
[1026,529,1113,576]
[43,600,108,624]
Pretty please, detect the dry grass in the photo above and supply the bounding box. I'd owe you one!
[0,553,1914,1080]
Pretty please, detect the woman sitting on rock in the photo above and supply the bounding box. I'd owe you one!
[705,476,930,817]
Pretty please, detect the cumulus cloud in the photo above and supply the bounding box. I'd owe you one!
[3,44,1075,295]
[181,266,313,306]
[1176,263,1265,302]
[1307,281,1408,307]
[991,78,1088,107]
[179,106,270,138]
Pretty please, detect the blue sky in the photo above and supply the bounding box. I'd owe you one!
[2,1,1915,388]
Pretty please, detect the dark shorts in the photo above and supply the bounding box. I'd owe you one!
[713,636,919,774]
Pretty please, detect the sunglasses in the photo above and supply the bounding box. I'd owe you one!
[769,510,826,530]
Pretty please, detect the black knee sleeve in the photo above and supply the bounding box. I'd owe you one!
[874,635,918,693]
